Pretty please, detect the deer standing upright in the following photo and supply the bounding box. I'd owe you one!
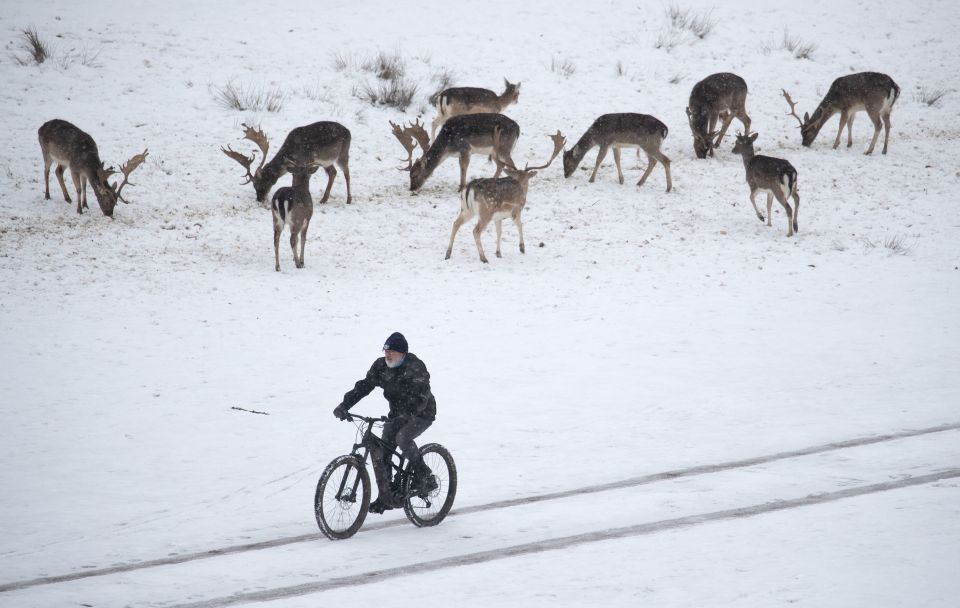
[431,79,521,139]
[222,122,352,203]
[686,72,751,159]
[446,129,565,263]
[563,113,672,192]
[38,119,148,217]
[271,169,315,272]
[391,113,519,192]
[731,132,800,237]
[783,72,900,155]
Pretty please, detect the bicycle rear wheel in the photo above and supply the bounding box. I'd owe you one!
[315,455,370,540]
[403,443,457,527]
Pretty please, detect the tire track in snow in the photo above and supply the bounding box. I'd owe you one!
[170,468,960,607]
[1,421,958,594]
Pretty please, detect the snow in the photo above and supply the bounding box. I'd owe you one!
[1,0,958,605]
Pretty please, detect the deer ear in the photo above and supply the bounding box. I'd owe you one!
[749,133,759,143]
[803,111,810,122]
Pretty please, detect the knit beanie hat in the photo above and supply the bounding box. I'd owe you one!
[383,332,408,353]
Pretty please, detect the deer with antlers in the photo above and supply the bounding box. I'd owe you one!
[391,113,520,192]
[221,121,352,204]
[431,79,521,139]
[446,128,565,263]
[782,72,900,155]
[563,113,672,192]
[686,72,751,159]
[38,119,148,217]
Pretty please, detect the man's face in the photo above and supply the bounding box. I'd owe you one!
[384,349,404,368]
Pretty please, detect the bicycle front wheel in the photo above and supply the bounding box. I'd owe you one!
[403,443,457,527]
[315,454,370,540]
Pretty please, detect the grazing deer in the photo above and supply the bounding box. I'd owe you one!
[446,129,565,263]
[38,119,148,217]
[563,113,672,192]
[271,169,315,272]
[686,72,751,159]
[222,121,352,204]
[431,79,521,138]
[783,72,900,155]
[391,113,520,192]
[731,132,800,237]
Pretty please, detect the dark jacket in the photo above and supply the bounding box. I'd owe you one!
[339,353,437,421]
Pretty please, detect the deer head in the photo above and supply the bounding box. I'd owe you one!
[390,118,429,170]
[92,149,148,216]
[686,107,719,159]
[221,123,271,199]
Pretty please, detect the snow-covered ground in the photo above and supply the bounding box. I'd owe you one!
[1,0,958,605]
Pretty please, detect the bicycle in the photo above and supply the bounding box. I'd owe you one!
[314,413,457,540]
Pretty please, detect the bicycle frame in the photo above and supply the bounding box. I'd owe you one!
[335,414,410,503]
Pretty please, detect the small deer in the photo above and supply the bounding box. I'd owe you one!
[563,113,672,192]
[686,72,751,159]
[731,132,800,237]
[431,79,521,139]
[271,169,315,272]
[446,129,565,263]
[783,72,900,155]
[391,113,519,192]
[222,121,352,204]
[38,119,147,217]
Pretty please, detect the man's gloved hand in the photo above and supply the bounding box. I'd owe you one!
[333,405,350,421]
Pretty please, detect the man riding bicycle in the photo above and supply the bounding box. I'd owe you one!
[333,332,438,513]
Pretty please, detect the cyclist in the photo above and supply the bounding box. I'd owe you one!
[333,332,438,513]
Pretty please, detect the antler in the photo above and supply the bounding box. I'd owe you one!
[221,124,269,183]
[390,120,418,170]
[685,107,719,149]
[112,149,149,203]
[525,130,566,171]
[782,89,805,129]
[390,119,431,171]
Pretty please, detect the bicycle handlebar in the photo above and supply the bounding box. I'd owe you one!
[344,413,388,424]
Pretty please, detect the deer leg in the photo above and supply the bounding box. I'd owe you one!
[773,190,794,237]
[791,189,800,233]
[864,111,883,156]
[612,148,624,185]
[290,229,301,268]
[458,152,471,191]
[589,145,608,183]
[736,109,751,141]
[494,219,503,258]
[765,192,774,227]
[707,114,719,157]
[70,170,84,214]
[748,190,764,222]
[445,209,472,260]
[338,158,352,204]
[319,166,336,204]
[54,165,71,202]
[636,154,656,189]
[881,112,892,155]
[714,114,735,147]
[273,215,282,272]
[846,113,856,148]
[472,214,492,264]
[514,210,525,254]
[833,111,848,149]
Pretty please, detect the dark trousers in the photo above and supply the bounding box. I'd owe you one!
[371,415,432,495]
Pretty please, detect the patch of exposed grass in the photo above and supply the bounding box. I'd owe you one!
[355,78,418,111]
[550,55,576,78]
[12,26,50,65]
[914,87,948,107]
[213,82,286,113]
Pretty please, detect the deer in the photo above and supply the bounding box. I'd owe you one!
[782,72,900,155]
[686,72,751,159]
[391,113,520,192]
[38,119,148,217]
[731,132,800,237]
[221,121,352,204]
[271,168,316,272]
[562,113,672,192]
[430,79,521,139]
[446,128,565,263]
